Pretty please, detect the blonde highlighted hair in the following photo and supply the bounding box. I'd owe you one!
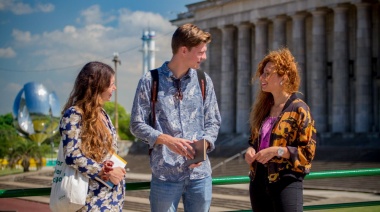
[62,61,115,162]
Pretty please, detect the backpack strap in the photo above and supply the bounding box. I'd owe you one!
[149,69,159,155]
[150,69,159,128]
[196,70,207,102]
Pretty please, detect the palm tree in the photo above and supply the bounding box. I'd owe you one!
[9,140,50,172]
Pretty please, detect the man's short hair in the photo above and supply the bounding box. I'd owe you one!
[171,23,211,54]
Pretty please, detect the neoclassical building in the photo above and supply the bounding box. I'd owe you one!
[172,0,380,143]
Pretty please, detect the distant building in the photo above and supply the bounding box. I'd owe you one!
[141,30,156,75]
[172,0,380,144]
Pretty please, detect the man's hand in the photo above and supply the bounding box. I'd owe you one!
[189,162,202,169]
[156,134,195,159]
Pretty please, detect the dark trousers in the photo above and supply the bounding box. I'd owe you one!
[249,164,303,212]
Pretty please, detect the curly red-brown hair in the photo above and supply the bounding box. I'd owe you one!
[249,48,301,140]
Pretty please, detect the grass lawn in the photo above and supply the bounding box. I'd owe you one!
[310,205,380,212]
[0,168,23,176]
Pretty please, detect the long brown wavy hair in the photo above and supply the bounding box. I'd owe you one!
[249,48,301,140]
[62,61,115,162]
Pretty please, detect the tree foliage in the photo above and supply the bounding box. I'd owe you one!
[0,113,51,171]
[0,113,21,159]
[0,101,134,172]
[103,102,134,141]
[8,140,50,171]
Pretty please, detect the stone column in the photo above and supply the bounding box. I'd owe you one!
[311,10,328,132]
[273,15,287,50]
[355,3,372,132]
[208,28,222,105]
[220,25,236,133]
[236,23,251,134]
[332,5,349,132]
[252,19,268,103]
[292,12,307,98]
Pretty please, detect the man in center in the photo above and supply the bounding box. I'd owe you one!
[130,23,221,212]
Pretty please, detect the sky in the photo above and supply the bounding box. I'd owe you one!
[0,0,201,115]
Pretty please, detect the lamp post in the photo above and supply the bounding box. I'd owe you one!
[112,52,121,139]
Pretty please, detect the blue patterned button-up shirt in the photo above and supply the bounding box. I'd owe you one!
[130,62,221,182]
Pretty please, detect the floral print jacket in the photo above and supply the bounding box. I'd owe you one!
[249,93,317,183]
[60,107,125,211]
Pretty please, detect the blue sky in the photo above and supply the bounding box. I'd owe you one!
[0,0,200,115]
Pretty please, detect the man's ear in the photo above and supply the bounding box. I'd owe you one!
[179,46,187,54]
[180,46,188,54]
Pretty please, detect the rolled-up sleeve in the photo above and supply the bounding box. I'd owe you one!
[202,74,221,152]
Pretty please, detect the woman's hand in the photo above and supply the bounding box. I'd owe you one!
[245,147,256,164]
[107,167,126,185]
[252,147,278,164]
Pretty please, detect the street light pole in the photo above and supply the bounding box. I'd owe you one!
[112,52,121,140]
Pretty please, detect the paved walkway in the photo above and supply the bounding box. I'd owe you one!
[1,169,380,212]
[0,198,50,212]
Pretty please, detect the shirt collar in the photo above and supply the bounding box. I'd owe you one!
[161,61,195,80]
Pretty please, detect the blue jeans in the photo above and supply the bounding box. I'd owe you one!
[149,176,212,212]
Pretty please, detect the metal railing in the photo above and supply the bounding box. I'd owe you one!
[212,149,247,171]
[1,168,380,211]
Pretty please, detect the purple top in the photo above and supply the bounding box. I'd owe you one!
[259,116,277,151]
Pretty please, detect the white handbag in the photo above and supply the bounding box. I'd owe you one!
[49,141,89,212]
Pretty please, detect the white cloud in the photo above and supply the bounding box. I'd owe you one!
[2,6,177,114]
[0,0,54,15]
[24,8,176,73]
[12,29,39,43]
[36,2,54,13]
[80,5,103,25]
[0,47,16,58]
[77,4,116,25]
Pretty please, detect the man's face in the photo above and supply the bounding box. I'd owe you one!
[185,43,207,69]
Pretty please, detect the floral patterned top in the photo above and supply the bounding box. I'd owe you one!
[60,106,125,211]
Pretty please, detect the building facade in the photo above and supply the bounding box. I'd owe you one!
[172,0,380,143]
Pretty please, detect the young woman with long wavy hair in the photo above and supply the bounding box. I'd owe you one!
[60,61,126,211]
[245,48,317,212]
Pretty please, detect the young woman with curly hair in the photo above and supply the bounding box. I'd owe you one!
[245,48,317,212]
[60,61,126,211]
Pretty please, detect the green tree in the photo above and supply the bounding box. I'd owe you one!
[1,113,54,171]
[0,113,22,159]
[8,140,50,172]
[103,102,135,141]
